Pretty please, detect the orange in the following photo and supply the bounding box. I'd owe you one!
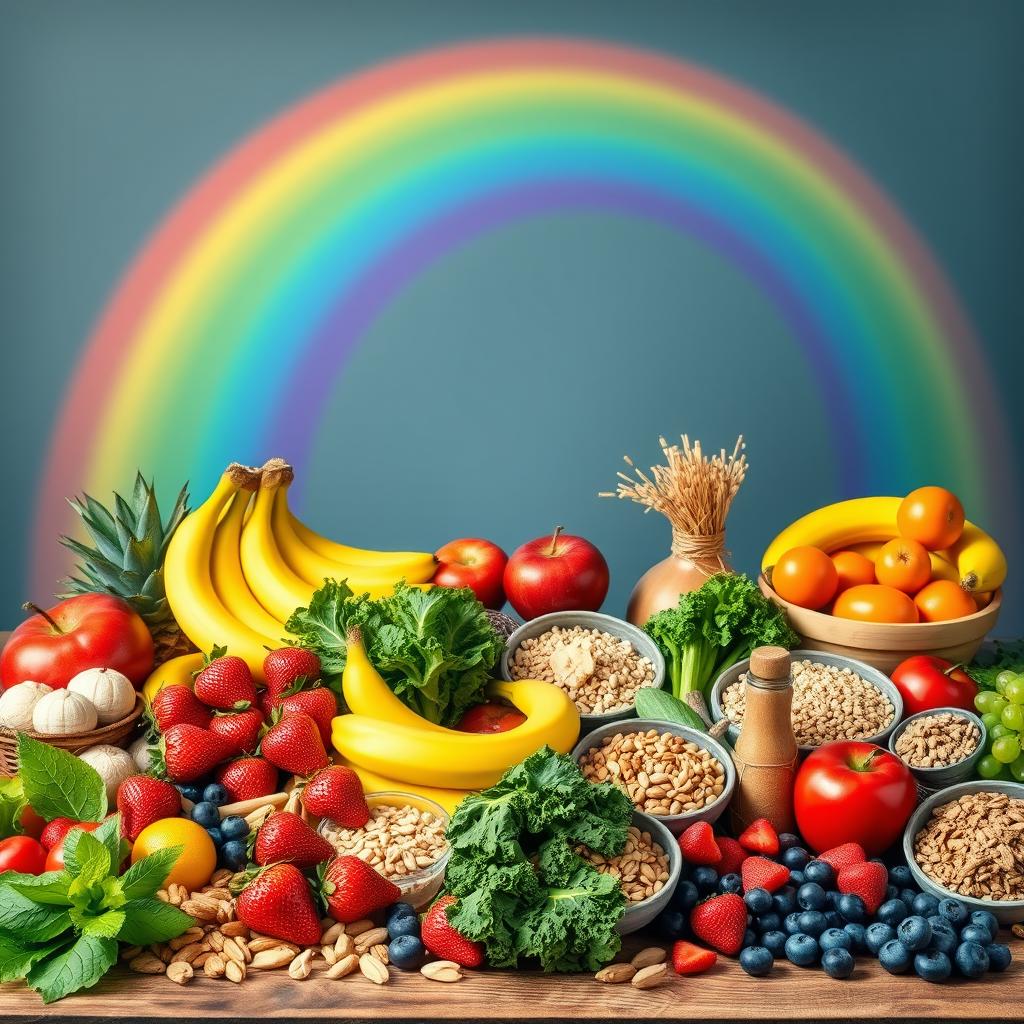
[131,817,216,891]
[874,538,932,594]
[772,546,839,609]
[914,579,977,622]
[832,584,919,624]
[897,487,965,550]
[831,550,876,594]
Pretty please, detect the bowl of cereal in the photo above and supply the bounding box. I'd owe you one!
[888,707,986,788]
[903,780,1024,925]
[318,792,450,909]
[710,651,902,752]
[500,611,665,731]
[572,720,735,834]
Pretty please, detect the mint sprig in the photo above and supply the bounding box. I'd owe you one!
[16,734,107,823]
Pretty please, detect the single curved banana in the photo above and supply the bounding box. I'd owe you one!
[840,541,959,584]
[142,652,206,704]
[944,522,1008,593]
[164,467,281,677]
[334,755,471,814]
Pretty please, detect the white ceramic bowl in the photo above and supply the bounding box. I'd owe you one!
[617,811,682,934]
[887,707,986,788]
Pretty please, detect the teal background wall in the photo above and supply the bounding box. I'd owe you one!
[1,1,1021,630]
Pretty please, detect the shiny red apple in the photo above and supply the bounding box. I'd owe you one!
[434,538,508,608]
[503,527,610,620]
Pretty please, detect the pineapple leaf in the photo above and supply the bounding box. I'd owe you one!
[136,483,164,549]
[112,494,137,553]
[65,498,123,565]
[59,538,120,575]
[122,535,156,578]
[158,486,190,561]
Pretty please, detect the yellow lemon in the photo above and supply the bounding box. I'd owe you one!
[130,817,216,891]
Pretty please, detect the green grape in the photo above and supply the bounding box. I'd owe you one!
[981,711,1002,732]
[1004,678,1024,705]
[975,691,1007,716]
[1001,703,1024,732]
[991,723,1012,740]
[1010,754,1024,783]
[977,754,1004,779]
[991,735,1021,764]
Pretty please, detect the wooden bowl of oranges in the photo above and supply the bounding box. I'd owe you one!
[760,487,1005,673]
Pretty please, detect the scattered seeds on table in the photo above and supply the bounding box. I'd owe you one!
[594,963,636,984]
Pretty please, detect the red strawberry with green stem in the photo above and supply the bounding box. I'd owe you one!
[738,817,780,856]
[194,655,257,710]
[252,811,336,868]
[421,894,485,968]
[260,712,329,776]
[216,757,279,802]
[689,893,747,955]
[716,836,748,877]
[321,855,400,924]
[116,775,182,842]
[817,842,867,873]
[158,723,237,782]
[150,685,211,731]
[671,940,717,975]
[677,821,721,866]
[40,817,78,851]
[277,685,336,747]
[301,766,369,828]
[837,861,888,914]
[263,647,321,703]
[209,707,264,754]
[235,863,323,947]
[741,856,790,894]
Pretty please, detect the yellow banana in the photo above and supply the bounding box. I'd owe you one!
[334,755,470,814]
[164,468,281,678]
[841,541,959,584]
[944,522,1008,593]
[142,652,205,704]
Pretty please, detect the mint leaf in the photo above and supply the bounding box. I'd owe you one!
[17,735,107,822]
[27,934,117,1003]
[92,815,127,867]
[0,776,27,837]
[71,907,126,939]
[3,870,71,906]
[97,876,126,912]
[120,846,182,900]
[67,831,111,885]
[0,882,73,941]
[0,934,66,983]
[116,897,193,945]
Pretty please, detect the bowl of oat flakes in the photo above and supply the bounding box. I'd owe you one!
[500,611,665,730]
[318,792,450,909]
[888,707,986,787]
[904,780,1024,925]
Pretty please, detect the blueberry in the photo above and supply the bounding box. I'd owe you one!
[914,949,951,983]
[804,860,835,888]
[797,882,827,911]
[782,847,810,870]
[220,839,247,871]
[177,784,203,803]
[656,909,688,941]
[784,912,804,936]
[386,902,418,926]
[756,912,782,934]
[739,945,774,976]
[220,815,249,841]
[985,943,1012,973]
[819,928,852,953]
[954,941,989,979]
[772,887,797,917]
[824,910,844,930]
[788,870,805,887]
[778,832,802,851]
[205,826,224,847]
[911,892,939,917]
[388,935,425,970]
[927,921,957,956]
[388,914,421,939]
[865,922,896,956]
[744,888,773,915]
[900,887,920,906]
[824,889,840,908]
[798,910,827,937]
[743,928,758,949]
[889,865,914,889]
[837,893,866,924]
[959,924,992,947]
[762,930,788,957]
[937,898,968,928]
[191,801,221,829]
[896,916,932,952]
[718,872,742,894]
[843,922,867,952]
[878,939,913,975]
[670,879,700,913]
[203,783,229,807]
[876,899,909,927]
[821,947,855,979]
[969,910,999,942]
[885,884,900,902]
[692,866,719,895]
[784,933,819,967]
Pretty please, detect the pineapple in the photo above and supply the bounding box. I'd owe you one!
[60,472,193,663]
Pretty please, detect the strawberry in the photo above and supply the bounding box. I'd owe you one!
[741,855,790,894]
[277,686,337,747]
[160,723,238,782]
[253,811,335,868]
[301,766,369,828]
[322,855,401,924]
[260,712,329,776]
[116,775,182,842]
[677,821,722,866]
[671,939,717,975]
[817,842,867,874]
[215,757,280,802]
[209,708,264,754]
[151,684,211,731]
[421,894,485,968]
[235,863,322,947]
[194,655,257,710]
[39,817,77,851]
[689,893,747,956]
[716,836,748,877]
[837,860,888,914]
[738,817,780,856]
[263,647,321,703]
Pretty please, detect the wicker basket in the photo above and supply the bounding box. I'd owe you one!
[0,694,146,776]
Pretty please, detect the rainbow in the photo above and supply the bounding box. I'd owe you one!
[33,38,1012,597]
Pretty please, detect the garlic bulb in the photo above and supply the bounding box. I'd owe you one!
[128,734,157,772]
[68,667,136,725]
[31,688,98,736]
[78,744,137,804]
[0,681,53,731]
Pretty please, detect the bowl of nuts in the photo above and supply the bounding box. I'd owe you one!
[500,611,665,730]
[572,720,735,835]
[903,780,1024,925]
[710,651,902,752]
[888,707,986,788]
[318,792,450,909]
[576,810,682,934]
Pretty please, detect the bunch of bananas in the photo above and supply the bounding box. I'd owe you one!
[761,497,1006,594]
[146,459,435,696]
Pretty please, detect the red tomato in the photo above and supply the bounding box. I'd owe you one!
[0,595,154,690]
[0,835,48,875]
[890,655,978,716]
[455,701,527,733]
[794,741,917,854]
[43,821,102,872]
[18,804,46,839]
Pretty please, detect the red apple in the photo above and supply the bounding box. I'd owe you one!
[434,538,508,608]
[503,527,610,620]
[0,595,154,691]
[890,655,977,716]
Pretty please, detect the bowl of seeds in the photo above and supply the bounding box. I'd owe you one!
[576,810,681,934]
[888,707,986,787]
[318,792,449,909]
[501,611,665,730]
[572,720,735,834]
[904,780,1024,925]
[710,650,902,752]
